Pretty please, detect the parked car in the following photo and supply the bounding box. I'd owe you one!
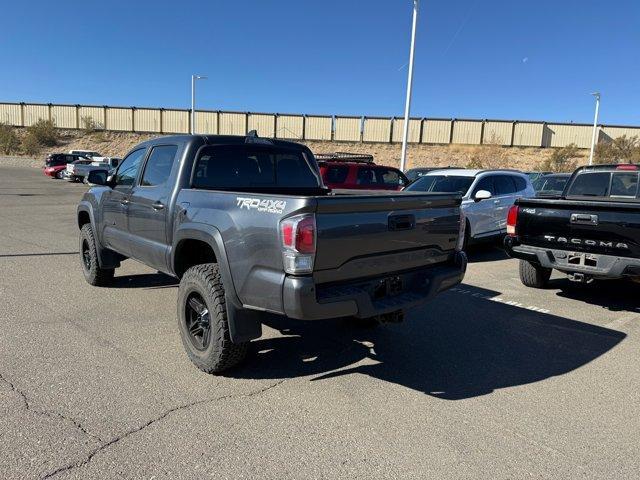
[533,173,571,197]
[505,164,640,288]
[77,134,467,373]
[526,171,552,185]
[405,169,535,247]
[69,149,101,159]
[42,153,89,179]
[64,158,94,182]
[74,157,122,183]
[405,166,454,183]
[316,152,409,190]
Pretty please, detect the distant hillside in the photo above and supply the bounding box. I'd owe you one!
[3,127,589,171]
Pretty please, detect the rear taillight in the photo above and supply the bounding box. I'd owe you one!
[506,205,519,236]
[280,214,316,274]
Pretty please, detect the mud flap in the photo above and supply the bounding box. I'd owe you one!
[226,301,263,343]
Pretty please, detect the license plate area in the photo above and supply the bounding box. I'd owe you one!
[373,276,403,299]
[568,252,599,268]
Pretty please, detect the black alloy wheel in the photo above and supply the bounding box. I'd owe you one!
[185,293,212,351]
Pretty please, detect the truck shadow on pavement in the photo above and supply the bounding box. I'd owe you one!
[232,285,625,400]
[552,278,640,313]
[465,245,509,264]
[110,272,178,289]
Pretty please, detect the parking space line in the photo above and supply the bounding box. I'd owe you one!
[450,286,551,314]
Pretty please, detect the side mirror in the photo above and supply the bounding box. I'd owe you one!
[87,169,109,186]
[474,189,492,202]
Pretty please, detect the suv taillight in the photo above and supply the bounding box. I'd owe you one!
[506,205,519,236]
[456,210,466,252]
[280,214,316,274]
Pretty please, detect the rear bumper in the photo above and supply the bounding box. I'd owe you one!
[504,236,640,279]
[282,252,467,320]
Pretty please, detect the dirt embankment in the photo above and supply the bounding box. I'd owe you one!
[5,128,590,171]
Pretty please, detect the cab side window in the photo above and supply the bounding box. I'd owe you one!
[115,148,146,187]
[140,145,178,187]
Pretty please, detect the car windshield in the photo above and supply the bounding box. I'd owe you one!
[405,175,474,194]
[537,176,569,193]
[405,169,430,182]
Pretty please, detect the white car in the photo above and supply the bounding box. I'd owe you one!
[68,149,101,159]
[404,169,535,247]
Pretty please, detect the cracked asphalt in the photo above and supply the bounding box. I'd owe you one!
[1,165,639,479]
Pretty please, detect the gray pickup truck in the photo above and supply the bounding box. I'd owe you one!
[78,134,467,373]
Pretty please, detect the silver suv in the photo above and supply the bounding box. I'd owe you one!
[405,169,535,245]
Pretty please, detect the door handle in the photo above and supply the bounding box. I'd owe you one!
[152,202,165,210]
[120,199,130,206]
[493,200,500,204]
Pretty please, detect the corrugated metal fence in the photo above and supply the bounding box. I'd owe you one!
[1,101,639,148]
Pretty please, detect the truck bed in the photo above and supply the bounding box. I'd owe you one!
[178,188,462,313]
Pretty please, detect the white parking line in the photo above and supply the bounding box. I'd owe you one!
[450,286,551,314]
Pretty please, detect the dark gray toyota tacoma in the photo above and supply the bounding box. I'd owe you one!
[77,134,467,373]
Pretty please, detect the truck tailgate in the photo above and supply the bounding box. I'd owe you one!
[516,198,640,258]
[313,192,461,282]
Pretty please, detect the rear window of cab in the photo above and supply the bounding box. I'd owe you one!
[567,171,640,199]
[192,144,319,190]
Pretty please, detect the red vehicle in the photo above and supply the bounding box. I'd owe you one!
[43,153,88,179]
[316,152,409,191]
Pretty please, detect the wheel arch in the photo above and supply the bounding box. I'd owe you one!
[172,224,261,343]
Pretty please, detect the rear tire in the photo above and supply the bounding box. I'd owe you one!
[519,260,552,288]
[79,224,114,286]
[177,263,248,374]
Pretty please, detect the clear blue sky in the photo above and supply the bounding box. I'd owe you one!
[1,0,638,125]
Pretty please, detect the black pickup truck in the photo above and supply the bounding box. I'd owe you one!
[504,164,640,288]
[77,134,467,373]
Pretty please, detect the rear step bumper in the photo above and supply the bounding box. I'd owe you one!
[282,252,467,320]
[504,238,640,279]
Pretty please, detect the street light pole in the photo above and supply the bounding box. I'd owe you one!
[400,0,419,172]
[191,74,207,135]
[588,92,601,166]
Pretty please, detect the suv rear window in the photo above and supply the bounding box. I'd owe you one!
[192,145,318,190]
[323,165,349,184]
[356,167,407,187]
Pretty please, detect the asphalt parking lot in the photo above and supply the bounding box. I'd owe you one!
[1,165,639,479]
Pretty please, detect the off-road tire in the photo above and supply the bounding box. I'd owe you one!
[177,263,248,374]
[79,224,114,286]
[519,260,552,288]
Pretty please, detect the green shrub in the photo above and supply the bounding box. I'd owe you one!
[539,143,581,172]
[21,134,41,155]
[22,119,58,155]
[0,123,19,154]
[595,135,640,164]
[81,116,103,134]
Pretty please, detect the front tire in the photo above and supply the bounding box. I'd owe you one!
[519,260,552,288]
[55,170,64,179]
[177,263,247,374]
[79,224,114,286]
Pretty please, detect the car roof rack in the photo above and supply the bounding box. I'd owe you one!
[315,152,374,163]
